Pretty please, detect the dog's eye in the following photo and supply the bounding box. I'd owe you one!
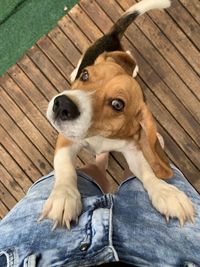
[111,99,125,112]
[80,69,89,81]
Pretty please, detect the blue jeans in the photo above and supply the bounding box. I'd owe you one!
[0,165,200,266]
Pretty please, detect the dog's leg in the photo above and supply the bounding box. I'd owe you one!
[122,148,195,226]
[39,134,82,229]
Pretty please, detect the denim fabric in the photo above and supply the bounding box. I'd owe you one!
[113,166,200,266]
[0,166,200,267]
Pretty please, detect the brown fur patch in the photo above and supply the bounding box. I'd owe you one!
[72,54,143,139]
[55,134,73,154]
[137,103,173,179]
[64,51,172,179]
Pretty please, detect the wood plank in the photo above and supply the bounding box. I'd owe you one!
[0,144,33,191]
[117,0,200,101]
[49,22,85,69]
[139,0,200,76]
[0,126,41,184]
[48,27,81,65]
[0,86,54,165]
[0,181,17,210]
[0,199,9,219]
[108,154,124,184]
[27,45,70,92]
[111,152,129,170]
[17,54,59,100]
[8,64,51,112]
[69,4,102,42]
[180,0,200,25]
[1,73,57,146]
[37,36,73,82]
[0,105,52,175]
[58,15,90,53]
[167,0,200,49]
[0,163,25,201]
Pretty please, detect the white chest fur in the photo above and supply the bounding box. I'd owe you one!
[82,135,135,155]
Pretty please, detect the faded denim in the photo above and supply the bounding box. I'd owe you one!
[0,165,200,267]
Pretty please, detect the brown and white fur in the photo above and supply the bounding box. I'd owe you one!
[40,0,195,229]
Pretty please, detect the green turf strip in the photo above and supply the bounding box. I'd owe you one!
[0,0,26,24]
[0,0,78,76]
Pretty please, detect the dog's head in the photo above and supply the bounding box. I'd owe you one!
[47,51,172,179]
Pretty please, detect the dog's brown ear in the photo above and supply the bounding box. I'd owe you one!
[137,103,173,179]
[95,51,138,77]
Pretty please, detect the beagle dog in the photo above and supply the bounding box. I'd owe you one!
[40,0,195,229]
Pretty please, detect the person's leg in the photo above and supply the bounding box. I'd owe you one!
[79,152,135,193]
[112,164,200,266]
[0,160,118,267]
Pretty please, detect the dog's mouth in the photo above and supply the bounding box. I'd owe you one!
[47,90,92,140]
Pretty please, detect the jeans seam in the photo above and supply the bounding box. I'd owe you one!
[108,194,119,261]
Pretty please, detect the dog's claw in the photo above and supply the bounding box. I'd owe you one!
[165,214,169,223]
[52,221,58,231]
[37,216,43,222]
[190,215,195,224]
[38,214,45,222]
[179,218,185,228]
[38,202,52,222]
[66,220,71,230]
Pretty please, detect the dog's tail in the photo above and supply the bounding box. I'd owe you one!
[110,0,171,39]
[72,0,171,81]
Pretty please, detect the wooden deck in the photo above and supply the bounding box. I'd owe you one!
[0,0,200,218]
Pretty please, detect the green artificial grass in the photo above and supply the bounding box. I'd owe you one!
[0,0,78,76]
[0,0,26,24]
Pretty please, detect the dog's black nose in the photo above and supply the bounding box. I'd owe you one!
[53,95,80,121]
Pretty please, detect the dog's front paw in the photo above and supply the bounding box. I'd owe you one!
[39,186,82,229]
[148,181,195,226]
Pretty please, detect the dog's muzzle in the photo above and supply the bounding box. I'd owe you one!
[47,90,92,140]
[53,95,80,121]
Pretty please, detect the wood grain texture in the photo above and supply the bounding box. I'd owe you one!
[0,0,199,218]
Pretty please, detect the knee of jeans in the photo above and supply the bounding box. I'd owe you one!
[117,176,144,195]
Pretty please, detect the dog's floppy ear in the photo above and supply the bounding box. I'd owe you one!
[137,103,173,179]
[95,51,139,77]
